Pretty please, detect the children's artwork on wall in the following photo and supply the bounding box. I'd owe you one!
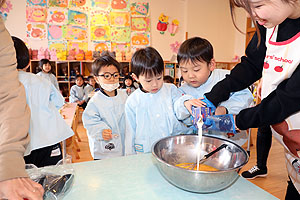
[90,9,109,26]
[48,8,68,25]
[48,25,66,40]
[26,7,47,22]
[168,19,179,36]
[111,27,131,43]
[26,23,47,40]
[170,41,181,54]
[91,0,110,11]
[111,0,129,11]
[91,25,110,41]
[157,13,169,34]
[93,41,111,52]
[111,42,130,60]
[26,0,47,7]
[131,17,150,32]
[131,32,150,46]
[49,0,68,7]
[69,0,88,7]
[66,25,88,40]
[0,0,13,21]
[130,2,149,17]
[110,12,130,27]
[68,10,88,25]
[49,40,67,52]
[67,41,88,52]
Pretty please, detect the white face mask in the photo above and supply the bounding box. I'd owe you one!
[100,82,119,92]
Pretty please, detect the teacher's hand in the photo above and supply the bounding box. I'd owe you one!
[0,177,44,200]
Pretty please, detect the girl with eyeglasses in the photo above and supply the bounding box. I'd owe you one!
[82,54,128,160]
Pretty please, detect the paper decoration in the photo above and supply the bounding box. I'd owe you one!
[157,13,169,34]
[26,0,47,7]
[69,0,88,7]
[67,41,88,51]
[93,41,111,52]
[66,25,88,40]
[91,0,110,10]
[131,32,150,46]
[48,40,67,52]
[26,7,47,22]
[90,10,109,26]
[110,12,130,27]
[49,0,68,7]
[111,42,130,52]
[48,25,66,40]
[130,2,149,17]
[68,10,88,25]
[0,0,13,21]
[91,25,110,41]
[170,41,181,54]
[26,23,47,39]
[111,0,129,11]
[168,19,179,36]
[111,27,130,43]
[48,8,68,25]
[131,17,150,32]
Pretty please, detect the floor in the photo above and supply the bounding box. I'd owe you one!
[68,122,288,200]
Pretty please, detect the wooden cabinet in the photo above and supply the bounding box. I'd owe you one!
[163,61,180,85]
[246,17,256,47]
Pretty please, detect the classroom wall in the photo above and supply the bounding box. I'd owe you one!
[4,0,246,62]
[186,0,247,61]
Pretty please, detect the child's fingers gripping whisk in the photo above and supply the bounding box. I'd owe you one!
[102,129,113,141]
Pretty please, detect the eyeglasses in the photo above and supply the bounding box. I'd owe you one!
[98,72,120,80]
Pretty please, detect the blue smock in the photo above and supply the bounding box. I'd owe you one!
[37,71,59,91]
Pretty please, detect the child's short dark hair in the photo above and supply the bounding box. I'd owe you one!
[87,75,94,81]
[92,54,120,76]
[121,75,135,89]
[163,75,174,84]
[131,47,164,78]
[39,59,51,70]
[75,74,84,80]
[11,36,30,69]
[177,37,214,65]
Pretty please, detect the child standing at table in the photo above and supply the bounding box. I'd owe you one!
[121,75,137,96]
[177,37,253,117]
[37,59,59,91]
[69,74,88,109]
[12,36,73,167]
[82,54,127,160]
[124,47,193,155]
[204,0,300,198]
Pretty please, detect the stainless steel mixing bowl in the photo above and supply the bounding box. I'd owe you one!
[152,134,249,193]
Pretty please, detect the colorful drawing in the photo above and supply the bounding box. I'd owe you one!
[168,19,179,36]
[130,2,149,16]
[48,40,67,52]
[111,42,130,53]
[111,0,129,11]
[157,13,169,34]
[68,10,88,25]
[67,41,88,52]
[26,0,47,7]
[110,12,130,27]
[131,32,150,46]
[90,10,109,26]
[0,0,13,21]
[26,7,47,22]
[48,25,66,40]
[49,0,68,7]
[111,27,130,43]
[69,0,88,7]
[131,17,150,32]
[91,25,110,41]
[91,0,110,10]
[66,25,88,40]
[93,41,111,52]
[48,8,68,25]
[26,23,47,40]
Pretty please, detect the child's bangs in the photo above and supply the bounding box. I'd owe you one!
[140,67,162,78]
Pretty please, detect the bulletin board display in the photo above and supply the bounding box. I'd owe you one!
[25,0,151,59]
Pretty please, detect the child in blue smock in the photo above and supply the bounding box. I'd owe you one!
[37,59,59,91]
[69,74,88,109]
[82,54,127,160]
[84,75,98,101]
[12,36,74,167]
[125,47,193,155]
[177,37,253,120]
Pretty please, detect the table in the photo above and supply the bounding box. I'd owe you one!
[63,153,278,200]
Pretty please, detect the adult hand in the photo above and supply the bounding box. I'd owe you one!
[183,98,205,114]
[0,177,44,200]
[102,129,112,141]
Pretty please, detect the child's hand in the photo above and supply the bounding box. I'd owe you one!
[102,129,112,141]
[215,106,227,115]
[184,98,206,114]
